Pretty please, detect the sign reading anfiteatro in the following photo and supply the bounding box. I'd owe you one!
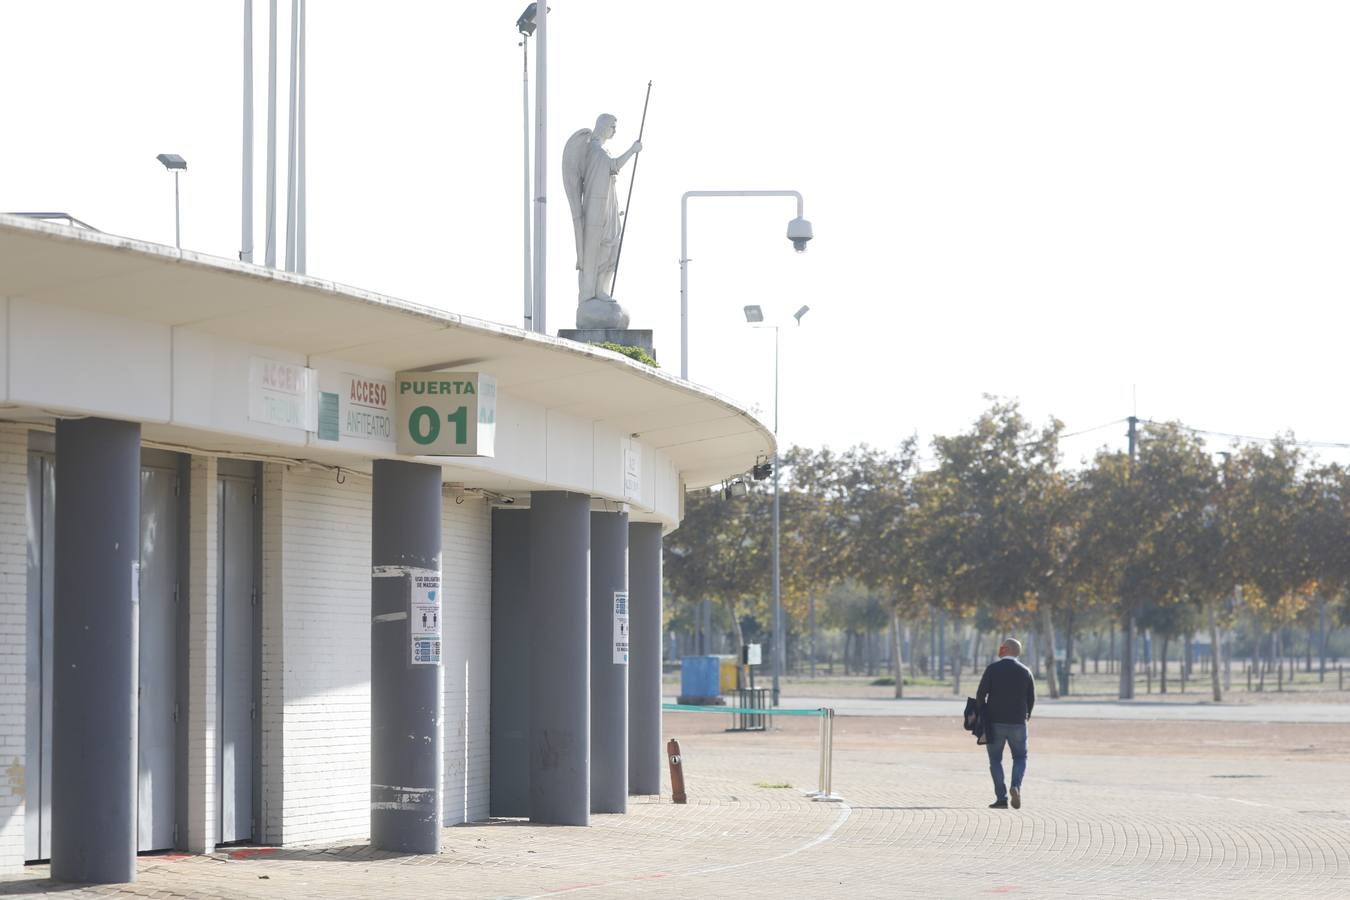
[394,372,496,457]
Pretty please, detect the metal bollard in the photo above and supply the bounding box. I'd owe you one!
[668,739,687,805]
[810,708,842,802]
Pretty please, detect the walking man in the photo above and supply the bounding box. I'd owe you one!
[976,637,1035,809]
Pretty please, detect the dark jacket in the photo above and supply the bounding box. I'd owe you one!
[962,696,988,745]
[976,657,1035,725]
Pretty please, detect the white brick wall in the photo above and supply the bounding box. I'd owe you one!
[442,493,491,825]
[0,425,26,872]
[260,463,285,844]
[256,468,492,845]
[184,455,218,853]
[262,464,373,847]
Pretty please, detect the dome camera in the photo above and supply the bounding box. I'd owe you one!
[786,216,813,252]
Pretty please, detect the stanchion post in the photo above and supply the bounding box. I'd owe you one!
[811,708,842,803]
[815,711,827,796]
[668,739,687,805]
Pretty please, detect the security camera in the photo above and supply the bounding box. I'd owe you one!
[786,216,813,252]
[500,495,516,505]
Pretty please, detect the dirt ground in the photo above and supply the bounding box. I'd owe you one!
[665,709,1350,762]
[671,669,1350,704]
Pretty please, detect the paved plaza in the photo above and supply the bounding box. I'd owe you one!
[3,704,1348,898]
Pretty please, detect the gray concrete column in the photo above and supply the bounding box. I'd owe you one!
[528,492,590,825]
[489,508,530,817]
[371,460,443,853]
[628,523,663,796]
[590,510,628,813]
[51,417,141,884]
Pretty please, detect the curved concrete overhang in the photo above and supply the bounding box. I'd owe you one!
[0,214,774,528]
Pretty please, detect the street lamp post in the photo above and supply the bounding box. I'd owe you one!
[156,154,187,249]
[744,303,810,707]
[517,4,540,331]
[679,190,812,380]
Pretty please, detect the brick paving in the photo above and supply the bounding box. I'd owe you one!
[3,713,1348,899]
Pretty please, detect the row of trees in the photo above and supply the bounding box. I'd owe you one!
[664,399,1350,701]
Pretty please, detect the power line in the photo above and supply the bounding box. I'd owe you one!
[1141,419,1350,452]
[1058,418,1129,443]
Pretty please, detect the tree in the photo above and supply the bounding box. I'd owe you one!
[1226,440,1311,689]
[916,399,1062,695]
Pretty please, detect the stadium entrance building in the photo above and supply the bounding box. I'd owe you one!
[0,216,771,882]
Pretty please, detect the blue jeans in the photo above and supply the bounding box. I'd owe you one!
[986,722,1028,802]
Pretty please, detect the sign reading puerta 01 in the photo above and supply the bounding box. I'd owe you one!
[394,372,497,457]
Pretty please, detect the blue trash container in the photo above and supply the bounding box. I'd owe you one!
[678,655,722,704]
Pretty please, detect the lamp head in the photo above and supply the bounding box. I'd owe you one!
[743,305,764,323]
[517,2,539,35]
[793,305,810,324]
[786,216,813,252]
[156,153,187,171]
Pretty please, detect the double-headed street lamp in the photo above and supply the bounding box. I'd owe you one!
[744,302,810,707]
[681,188,813,706]
[679,190,813,380]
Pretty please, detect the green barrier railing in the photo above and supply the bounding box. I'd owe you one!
[661,703,843,801]
[661,703,826,716]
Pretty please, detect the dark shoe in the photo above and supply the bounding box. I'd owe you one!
[988,799,1008,809]
[1010,786,1021,809]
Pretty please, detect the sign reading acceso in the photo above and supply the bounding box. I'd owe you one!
[394,372,497,457]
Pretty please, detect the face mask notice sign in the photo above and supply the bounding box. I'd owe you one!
[410,569,442,666]
[613,590,629,664]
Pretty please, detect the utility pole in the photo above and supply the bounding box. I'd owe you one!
[1121,415,1139,700]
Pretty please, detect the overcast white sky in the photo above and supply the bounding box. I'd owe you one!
[4,2,1350,467]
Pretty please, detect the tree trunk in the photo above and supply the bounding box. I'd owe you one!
[1208,602,1223,702]
[730,600,746,655]
[1223,626,1231,692]
[1180,632,1187,693]
[1065,609,1079,691]
[890,609,905,698]
[1257,630,1268,691]
[1319,601,1329,681]
[908,622,919,683]
[951,619,964,695]
[1118,612,1135,699]
[1041,604,1060,699]
[1109,624,1117,675]
[972,632,983,674]
[1160,633,1170,694]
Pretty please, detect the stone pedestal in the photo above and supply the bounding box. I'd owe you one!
[559,329,656,361]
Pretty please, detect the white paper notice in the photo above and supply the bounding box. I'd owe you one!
[613,590,629,664]
[409,568,442,665]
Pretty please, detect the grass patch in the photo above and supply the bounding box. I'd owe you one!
[872,675,948,687]
[592,342,659,368]
[754,781,793,789]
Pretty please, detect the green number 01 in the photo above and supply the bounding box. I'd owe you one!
[409,405,468,446]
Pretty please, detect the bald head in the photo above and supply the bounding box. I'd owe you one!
[999,638,1023,658]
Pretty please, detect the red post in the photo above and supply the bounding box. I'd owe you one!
[667,738,687,804]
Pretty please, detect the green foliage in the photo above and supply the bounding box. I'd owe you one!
[663,398,1350,679]
[592,341,658,368]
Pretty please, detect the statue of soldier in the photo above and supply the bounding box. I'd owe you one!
[562,114,642,329]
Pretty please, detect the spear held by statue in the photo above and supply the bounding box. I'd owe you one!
[611,80,652,296]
